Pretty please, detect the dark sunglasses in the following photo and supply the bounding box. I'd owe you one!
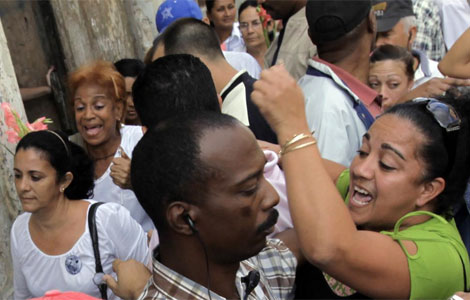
[413,98,461,132]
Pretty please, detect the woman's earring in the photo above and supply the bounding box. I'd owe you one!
[60,187,65,193]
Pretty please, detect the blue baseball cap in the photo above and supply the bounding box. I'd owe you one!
[156,0,203,32]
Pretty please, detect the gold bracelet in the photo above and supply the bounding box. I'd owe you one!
[281,131,314,152]
[279,140,317,157]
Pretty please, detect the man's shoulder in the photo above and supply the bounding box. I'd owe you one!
[242,239,297,299]
[288,6,307,24]
[299,72,351,103]
[247,238,297,271]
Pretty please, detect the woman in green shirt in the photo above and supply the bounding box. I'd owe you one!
[251,65,470,299]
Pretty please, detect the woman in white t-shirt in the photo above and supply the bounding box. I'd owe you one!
[68,61,154,232]
[11,130,149,299]
[206,0,245,52]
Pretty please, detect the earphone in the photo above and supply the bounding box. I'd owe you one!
[184,214,198,233]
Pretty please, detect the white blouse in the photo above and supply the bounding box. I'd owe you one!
[11,201,149,300]
[92,125,155,232]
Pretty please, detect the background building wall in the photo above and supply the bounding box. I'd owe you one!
[0,1,163,297]
[0,17,26,300]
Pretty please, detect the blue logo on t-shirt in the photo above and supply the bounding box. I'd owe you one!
[65,254,82,275]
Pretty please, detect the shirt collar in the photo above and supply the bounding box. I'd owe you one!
[312,57,378,106]
[150,248,224,300]
[149,248,260,300]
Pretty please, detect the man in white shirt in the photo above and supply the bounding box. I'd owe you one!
[434,0,470,50]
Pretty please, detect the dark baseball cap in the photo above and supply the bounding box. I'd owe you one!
[373,0,414,32]
[306,0,372,42]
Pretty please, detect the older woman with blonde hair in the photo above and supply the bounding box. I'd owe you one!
[68,61,154,231]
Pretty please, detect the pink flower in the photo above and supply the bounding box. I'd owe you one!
[6,129,20,144]
[1,102,52,147]
[262,14,272,28]
[27,117,49,131]
[1,102,19,132]
[257,6,272,28]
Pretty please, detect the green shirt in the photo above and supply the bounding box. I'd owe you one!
[336,169,470,299]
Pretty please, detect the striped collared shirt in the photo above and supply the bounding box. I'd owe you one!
[137,239,297,300]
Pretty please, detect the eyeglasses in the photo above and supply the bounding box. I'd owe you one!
[413,98,461,132]
[239,19,262,31]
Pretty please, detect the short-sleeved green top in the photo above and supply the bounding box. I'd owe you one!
[336,169,470,299]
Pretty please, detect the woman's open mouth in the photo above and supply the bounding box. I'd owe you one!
[351,186,373,207]
[83,125,103,137]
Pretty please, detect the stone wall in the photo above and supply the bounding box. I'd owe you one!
[0,0,167,297]
[49,0,160,71]
[0,18,26,300]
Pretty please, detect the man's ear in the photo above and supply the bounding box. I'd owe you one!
[408,26,417,49]
[167,202,198,235]
[367,8,377,35]
[416,177,445,208]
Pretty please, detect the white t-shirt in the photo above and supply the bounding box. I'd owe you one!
[11,201,149,300]
[222,22,246,52]
[223,51,262,79]
[434,0,470,49]
[92,125,155,232]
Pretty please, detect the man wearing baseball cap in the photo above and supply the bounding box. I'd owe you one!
[299,0,381,167]
[155,0,202,33]
[374,0,444,89]
[154,0,262,79]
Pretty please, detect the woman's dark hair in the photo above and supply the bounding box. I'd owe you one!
[15,130,94,200]
[205,0,215,14]
[383,95,470,219]
[114,59,145,77]
[238,0,258,19]
[370,44,415,82]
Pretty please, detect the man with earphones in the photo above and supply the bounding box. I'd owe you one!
[116,112,299,300]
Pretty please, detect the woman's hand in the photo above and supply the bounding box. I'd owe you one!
[251,64,310,140]
[110,147,132,190]
[400,77,470,102]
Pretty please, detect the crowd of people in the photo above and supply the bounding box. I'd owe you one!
[8,0,470,299]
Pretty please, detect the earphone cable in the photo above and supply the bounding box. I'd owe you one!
[195,232,212,300]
